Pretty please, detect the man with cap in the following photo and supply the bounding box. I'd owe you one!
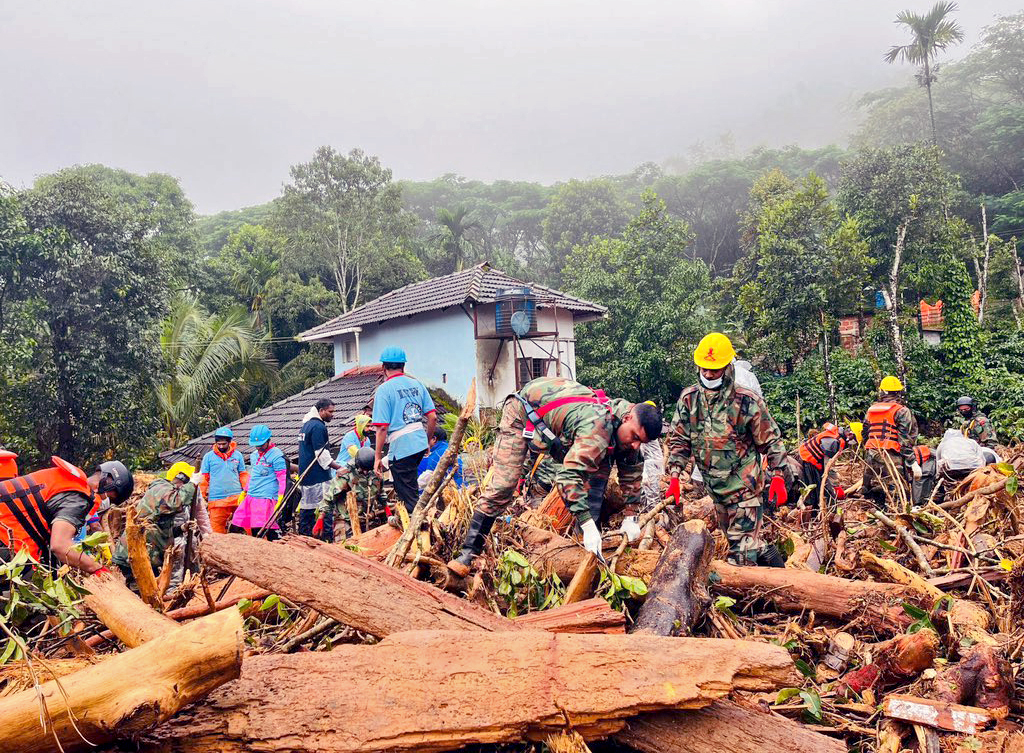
[861,376,919,507]
[113,462,198,578]
[954,396,997,449]
[0,457,134,573]
[371,347,437,516]
[231,425,287,538]
[666,332,789,566]
[199,426,250,534]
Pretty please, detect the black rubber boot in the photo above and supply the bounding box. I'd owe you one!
[758,544,786,568]
[447,511,496,578]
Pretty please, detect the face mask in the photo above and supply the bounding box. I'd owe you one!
[700,374,723,389]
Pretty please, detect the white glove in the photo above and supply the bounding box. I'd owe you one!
[622,516,642,543]
[911,462,923,480]
[190,472,204,486]
[581,519,603,558]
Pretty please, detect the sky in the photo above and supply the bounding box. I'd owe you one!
[1,0,1021,214]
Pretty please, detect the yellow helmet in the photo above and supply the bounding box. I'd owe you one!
[693,333,736,369]
[848,422,864,445]
[880,375,904,392]
[165,461,196,482]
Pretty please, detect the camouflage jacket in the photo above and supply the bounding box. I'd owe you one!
[112,477,195,573]
[667,364,787,505]
[517,378,639,523]
[955,412,997,449]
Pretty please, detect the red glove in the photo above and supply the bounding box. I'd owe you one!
[311,516,324,537]
[92,566,111,578]
[768,476,788,508]
[834,485,846,500]
[666,476,682,505]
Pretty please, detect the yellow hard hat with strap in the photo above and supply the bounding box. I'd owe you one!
[693,333,736,369]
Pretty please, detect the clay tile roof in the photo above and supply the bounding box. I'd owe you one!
[298,262,606,342]
[159,366,387,465]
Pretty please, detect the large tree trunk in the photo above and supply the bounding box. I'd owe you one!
[0,608,242,753]
[516,523,660,583]
[888,219,911,385]
[82,571,177,647]
[710,561,923,634]
[344,522,403,557]
[202,533,519,636]
[614,700,846,753]
[144,630,796,753]
[514,597,625,634]
[821,311,838,424]
[632,519,712,636]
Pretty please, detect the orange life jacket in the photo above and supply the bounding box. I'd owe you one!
[798,425,842,470]
[865,402,903,452]
[0,450,17,480]
[0,457,95,560]
[914,445,932,465]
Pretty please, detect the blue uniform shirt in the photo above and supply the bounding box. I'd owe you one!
[200,445,246,501]
[340,429,367,460]
[372,374,435,461]
[247,446,287,499]
[418,440,464,487]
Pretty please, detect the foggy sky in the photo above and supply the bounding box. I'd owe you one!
[2,0,1021,214]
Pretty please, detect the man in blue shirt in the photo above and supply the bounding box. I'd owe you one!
[298,398,343,540]
[418,427,464,488]
[372,347,436,514]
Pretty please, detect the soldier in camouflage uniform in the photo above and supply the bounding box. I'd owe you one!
[112,471,197,579]
[447,377,663,577]
[862,376,919,507]
[315,446,381,534]
[954,396,997,449]
[666,333,789,566]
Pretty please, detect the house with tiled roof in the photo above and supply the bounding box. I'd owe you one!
[298,263,607,409]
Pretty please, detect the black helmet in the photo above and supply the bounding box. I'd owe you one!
[956,396,976,409]
[819,437,842,459]
[354,446,375,471]
[96,460,134,503]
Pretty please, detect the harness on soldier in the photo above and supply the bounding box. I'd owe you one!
[515,389,610,463]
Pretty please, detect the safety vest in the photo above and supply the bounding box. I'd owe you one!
[0,458,95,560]
[798,425,841,470]
[0,450,17,480]
[865,402,902,452]
[914,446,932,465]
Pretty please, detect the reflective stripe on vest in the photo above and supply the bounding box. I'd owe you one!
[865,402,902,452]
[0,459,93,560]
[915,445,932,464]
[798,426,840,470]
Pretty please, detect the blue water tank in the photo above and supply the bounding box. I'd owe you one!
[495,287,536,336]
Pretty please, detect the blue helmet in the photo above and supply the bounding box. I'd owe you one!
[380,346,407,364]
[213,426,234,440]
[248,424,272,446]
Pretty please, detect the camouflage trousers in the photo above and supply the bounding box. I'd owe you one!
[323,468,382,518]
[714,495,765,565]
[862,451,910,507]
[477,398,530,518]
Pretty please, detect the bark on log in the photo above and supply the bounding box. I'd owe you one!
[514,597,625,633]
[517,523,660,583]
[144,630,797,753]
[0,608,242,753]
[835,628,938,697]
[125,505,163,609]
[82,571,177,648]
[710,561,923,634]
[632,519,712,636]
[614,700,846,753]
[203,533,519,636]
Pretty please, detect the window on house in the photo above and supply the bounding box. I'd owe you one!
[517,358,551,387]
[342,339,356,363]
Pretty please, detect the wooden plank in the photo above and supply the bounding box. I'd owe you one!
[882,693,995,734]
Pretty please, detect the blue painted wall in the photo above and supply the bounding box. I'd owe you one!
[334,308,478,398]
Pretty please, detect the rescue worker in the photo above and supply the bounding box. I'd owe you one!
[199,426,250,534]
[419,427,465,488]
[298,399,344,540]
[447,376,662,577]
[666,333,788,566]
[933,429,1000,503]
[0,458,133,573]
[371,347,437,515]
[785,423,855,507]
[314,446,379,537]
[112,462,198,578]
[231,425,286,538]
[342,414,373,459]
[0,450,18,480]
[954,396,997,449]
[861,376,919,508]
[911,445,938,505]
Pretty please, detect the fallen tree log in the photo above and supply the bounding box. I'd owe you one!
[614,700,846,753]
[343,522,402,557]
[145,630,796,752]
[933,644,1013,720]
[710,561,922,634]
[514,597,625,633]
[516,523,660,583]
[0,608,242,753]
[203,533,519,636]
[82,571,177,648]
[125,505,163,609]
[632,519,712,636]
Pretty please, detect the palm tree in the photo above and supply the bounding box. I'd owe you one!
[434,207,481,273]
[885,1,965,144]
[154,295,279,447]
[226,224,282,330]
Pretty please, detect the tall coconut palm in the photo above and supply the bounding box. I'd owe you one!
[434,206,481,272]
[885,1,965,144]
[154,295,279,447]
